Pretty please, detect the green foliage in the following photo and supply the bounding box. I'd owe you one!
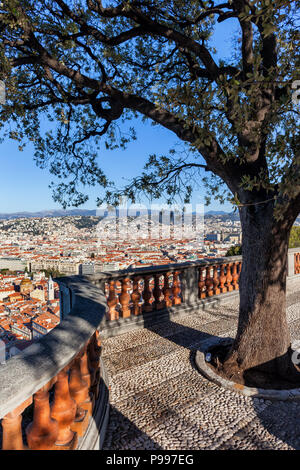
[289,226,300,249]
[72,216,100,230]
[41,268,65,278]
[0,0,299,218]
[225,245,242,257]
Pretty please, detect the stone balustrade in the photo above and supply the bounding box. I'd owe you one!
[87,257,243,324]
[0,249,299,450]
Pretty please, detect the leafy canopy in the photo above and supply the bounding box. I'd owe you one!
[0,0,299,221]
[289,226,300,249]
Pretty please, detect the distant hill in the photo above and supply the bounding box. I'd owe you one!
[0,208,237,220]
[0,209,97,219]
[205,210,229,215]
[4,208,296,224]
[204,210,240,221]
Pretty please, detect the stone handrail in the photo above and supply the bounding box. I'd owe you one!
[0,249,299,450]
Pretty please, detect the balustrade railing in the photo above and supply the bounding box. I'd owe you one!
[93,257,243,322]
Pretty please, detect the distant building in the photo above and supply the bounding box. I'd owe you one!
[47,276,54,301]
[32,313,59,339]
[20,277,34,295]
[30,288,45,302]
[0,257,28,271]
[79,263,95,275]
[205,233,221,242]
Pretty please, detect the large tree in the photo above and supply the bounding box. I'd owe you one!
[0,0,299,382]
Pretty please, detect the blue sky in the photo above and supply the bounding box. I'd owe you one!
[0,14,238,214]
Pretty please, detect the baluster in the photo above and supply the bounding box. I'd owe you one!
[238,261,242,282]
[163,272,172,307]
[50,368,78,449]
[142,275,154,312]
[213,265,220,295]
[232,262,239,290]
[219,264,227,293]
[295,254,300,274]
[107,280,119,321]
[2,397,32,450]
[79,347,93,415]
[88,333,101,399]
[119,277,131,318]
[94,329,101,348]
[131,277,141,315]
[198,267,206,299]
[153,274,164,310]
[205,266,214,297]
[226,263,233,292]
[172,271,182,305]
[69,356,90,437]
[26,384,58,450]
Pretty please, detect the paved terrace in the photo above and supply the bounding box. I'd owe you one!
[102,278,300,451]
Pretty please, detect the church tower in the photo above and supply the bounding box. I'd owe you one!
[48,275,54,301]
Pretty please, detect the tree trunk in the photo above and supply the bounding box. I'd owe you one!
[223,200,299,383]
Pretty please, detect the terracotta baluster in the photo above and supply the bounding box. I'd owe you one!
[131,277,141,315]
[50,368,78,449]
[94,329,101,349]
[232,262,239,290]
[163,272,172,307]
[88,334,101,398]
[69,356,90,437]
[238,261,242,283]
[294,254,297,274]
[26,384,58,450]
[119,277,131,318]
[219,264,227,293]
[205,266,214,297]
[79,347,93,415]
[153,274,164,310]
[172,271,182,305]
[213,265,220,295]
[198,267,206,299]
[2,397,32,450]
[142,275,153,312]
[107,280,119,321]
[225,263,233,292]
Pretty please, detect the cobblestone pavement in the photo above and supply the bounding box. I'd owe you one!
[102,280,300,450]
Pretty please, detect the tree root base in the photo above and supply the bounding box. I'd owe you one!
[207,342,300,391]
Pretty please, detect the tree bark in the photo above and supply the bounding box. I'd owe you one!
[223,200,299,382]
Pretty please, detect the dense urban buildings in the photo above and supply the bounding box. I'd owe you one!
[0,212,243,273]
[0,271,60,360]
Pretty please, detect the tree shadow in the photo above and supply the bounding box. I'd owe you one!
[140,303,300,450]
[102,405,162,451]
